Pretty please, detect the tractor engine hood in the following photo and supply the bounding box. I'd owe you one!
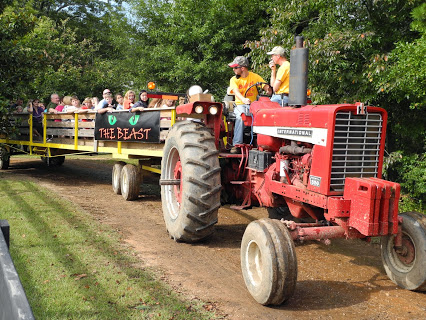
[250,99,386,148]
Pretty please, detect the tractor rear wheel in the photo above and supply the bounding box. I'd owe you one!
[241,218,297,305]
[112,161,126,195]
[381,211,426,291]
[0,146,10,170]
[121,164,140,201]
[161,121,221,242]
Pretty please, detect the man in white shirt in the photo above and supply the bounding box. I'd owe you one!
[95,89,112,110]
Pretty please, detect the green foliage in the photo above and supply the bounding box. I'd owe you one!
[0,1,129,102]
[247,0,423,103]
[371,3,425,153]
[0,5,37,99]
[126,0,270,95]
[0,97,19,137]
[383,151,425,210]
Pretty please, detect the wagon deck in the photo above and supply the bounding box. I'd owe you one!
[1,108,175,160]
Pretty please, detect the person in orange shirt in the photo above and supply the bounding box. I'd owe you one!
[228,56,271,154]
[123,90,136,110]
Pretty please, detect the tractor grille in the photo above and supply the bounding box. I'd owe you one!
[330,111,383,192]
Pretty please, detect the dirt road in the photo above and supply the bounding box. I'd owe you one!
[3,157,425,319]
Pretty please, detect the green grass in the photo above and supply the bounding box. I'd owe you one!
[0,175,215,319]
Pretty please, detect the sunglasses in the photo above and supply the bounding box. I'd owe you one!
[233,66,242,70]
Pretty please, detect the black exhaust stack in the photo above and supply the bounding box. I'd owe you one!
[288,36,309,107]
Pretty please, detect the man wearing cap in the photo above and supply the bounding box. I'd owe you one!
[95,88,112,110]
[228,56,271,154]
[267,46,290,106]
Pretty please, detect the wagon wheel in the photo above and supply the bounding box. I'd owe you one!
[112,161,126,195]
[120,164,141,201]
[0,146,10,170]
[160,120,221,242]
[241,218,297,305]
[381,211,426,291]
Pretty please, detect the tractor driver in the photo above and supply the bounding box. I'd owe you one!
[228,56,271,154]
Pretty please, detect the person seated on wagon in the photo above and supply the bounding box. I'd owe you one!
[158,99,175,120]
[14,105,23,113]
[22,99,32,113]
[91,97,99,109]
[47,93,60,113]
[11,98,23,112]
[161,99,175,108]
[62,95,82,113]
[82,97,94,110]
[27,98,44,139]
[129,90,149,113]
[49,95,70,114]
[97,93,117,114]
[123,90,136,110]
[115,93,125,110]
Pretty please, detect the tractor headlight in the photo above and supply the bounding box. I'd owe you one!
[209,105,218,115]
[194,105,204,114]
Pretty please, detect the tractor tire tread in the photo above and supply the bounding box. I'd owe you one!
[161,121,220,242]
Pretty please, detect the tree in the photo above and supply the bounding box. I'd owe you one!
[246,0,422,103]
[371,3,425,153]
[126,0,270,96]
[0,1,130,101]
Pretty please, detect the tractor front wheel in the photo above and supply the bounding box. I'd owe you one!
[160,121,221,242]
[241,218,297,305]
[381,211,426,291]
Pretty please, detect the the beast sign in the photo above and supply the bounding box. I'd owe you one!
[95,111,160,143]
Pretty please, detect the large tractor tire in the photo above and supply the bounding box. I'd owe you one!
[0,146,10,170]
[121,164,141,201]
[241,218,297,305]
[381,211,426,291]
[160,120,221,242]
[112,161,126,195]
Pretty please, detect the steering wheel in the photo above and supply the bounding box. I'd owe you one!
[244,82,271,99]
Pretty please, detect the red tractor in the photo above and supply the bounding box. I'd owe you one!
[159,37,426,305]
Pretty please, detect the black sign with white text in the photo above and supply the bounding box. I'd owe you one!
[95,111,160,142]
